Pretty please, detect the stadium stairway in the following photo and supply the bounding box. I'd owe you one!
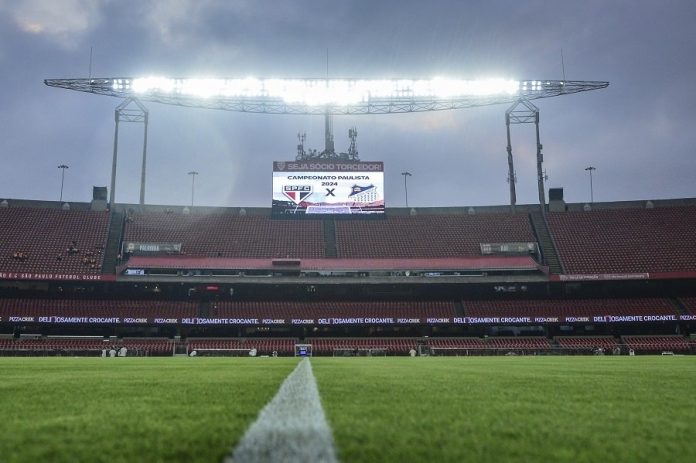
[101,210,125,274]
[454,301,466,317]
[199,301,211,318]
[529,210,564,274]
[670,298,689,316]
[323,218,337,258]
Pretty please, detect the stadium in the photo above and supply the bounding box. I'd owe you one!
[3,77,693,360]
[3,189,696,357]
[2,5,696,461]
[3,160,696,461]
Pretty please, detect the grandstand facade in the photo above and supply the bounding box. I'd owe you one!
[1,197,695,356]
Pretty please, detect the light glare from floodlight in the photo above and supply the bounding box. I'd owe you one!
[132,77,177,93]
[128,76,521,106]
[47,76,609,115]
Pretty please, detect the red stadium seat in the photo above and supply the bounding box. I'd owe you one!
[0,207,109,275]
[124,212,325,258]
[335,213,534,258]
[547,207,696,274]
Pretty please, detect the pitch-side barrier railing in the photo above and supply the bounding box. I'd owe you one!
[332,347,389,357]
[0,347,163,357]
[187,348,252,357]
[428,345,695,356]
[0,342,693,357]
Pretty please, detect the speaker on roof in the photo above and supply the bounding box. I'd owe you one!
[93,186,107,201]
[549,188,564,201]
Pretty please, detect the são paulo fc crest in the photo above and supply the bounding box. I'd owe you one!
[283,185,312,204]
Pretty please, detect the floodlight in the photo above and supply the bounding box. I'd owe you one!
[44,71,609,217]
[48,76,608,114]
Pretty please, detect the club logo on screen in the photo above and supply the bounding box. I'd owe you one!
[283,185,312,204]
[276,162,286,171]
[349,184,376,197]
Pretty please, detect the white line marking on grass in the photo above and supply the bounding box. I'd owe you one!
[226,358,338,463]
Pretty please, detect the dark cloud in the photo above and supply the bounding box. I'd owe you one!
[1,0,695,207]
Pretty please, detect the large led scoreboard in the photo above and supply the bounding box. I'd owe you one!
[272,161,384,215]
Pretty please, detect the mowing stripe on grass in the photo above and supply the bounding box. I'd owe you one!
[226,358,338,463]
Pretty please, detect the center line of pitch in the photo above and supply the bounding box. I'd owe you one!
[226,358,338,463]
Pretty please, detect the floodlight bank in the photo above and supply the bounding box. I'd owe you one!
[226,358,338,463]
[45,77,608,114]
[126,77,521,103]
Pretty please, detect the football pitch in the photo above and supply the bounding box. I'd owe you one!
[1,356,694,463]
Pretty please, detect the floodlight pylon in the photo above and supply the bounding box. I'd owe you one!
[506,99,546,215]
[111,98,148,206]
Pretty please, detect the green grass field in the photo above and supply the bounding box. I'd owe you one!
[1,356,695,463]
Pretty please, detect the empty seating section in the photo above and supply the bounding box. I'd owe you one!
[187,338,244,350]
[335,214,534,258]
[186,337,297,355]
[0,299,449,321]
[119,338,174,354]
[486,337,551,350]
[1,337,107,352]
[307,337,551,355]
[0,207,110,274]
[0,297,681,324]
[307,337,420,355]
[0,299,197,319]
[556,336,619,349]
[247,338,296,355]
[547,207,696,274]
[465,298,677,318]
[0,337,173,354]
[622,335,690,352]
[428,337,486,349]
[422,337,552,351]
[211,300,455,320]
[124,212,324,258]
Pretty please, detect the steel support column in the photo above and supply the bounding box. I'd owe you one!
[109,98,149,207]
[505,113,517,211]
[505,99,546,215]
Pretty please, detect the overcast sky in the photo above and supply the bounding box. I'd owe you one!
[1,0,695,208]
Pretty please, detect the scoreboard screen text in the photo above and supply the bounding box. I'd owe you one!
[272,161,384,215]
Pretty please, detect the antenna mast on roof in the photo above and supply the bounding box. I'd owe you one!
[294,49,360,162]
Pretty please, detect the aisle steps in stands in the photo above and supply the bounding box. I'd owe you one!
[102,210,124,274]
[323,218,337,258]
[199,301,211,318]
[529,209,564,274]
[679,297,696,315]
[670,298,688,316]
[454,300,466,317]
